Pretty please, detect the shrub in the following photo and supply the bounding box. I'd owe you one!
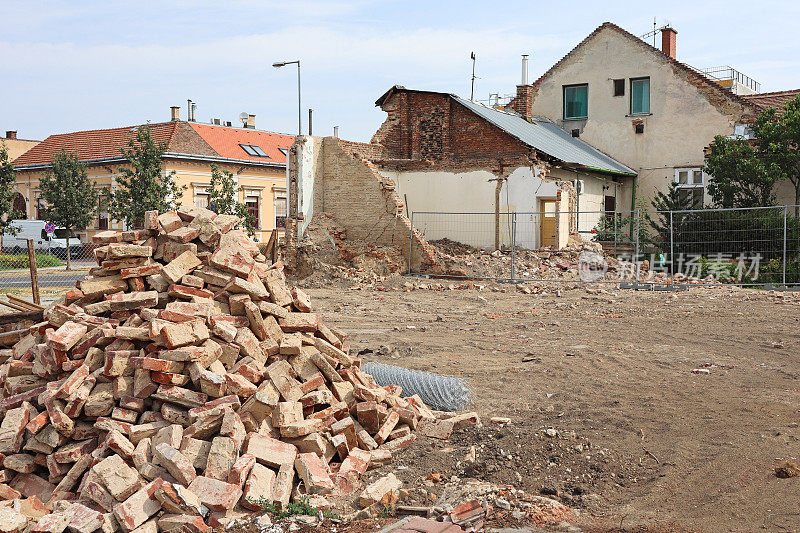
[0,253,63,270]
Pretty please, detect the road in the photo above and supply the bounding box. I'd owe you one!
[0,270,88,289]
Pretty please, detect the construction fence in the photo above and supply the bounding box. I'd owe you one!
[0,241,94,307]
[410,205,800,287]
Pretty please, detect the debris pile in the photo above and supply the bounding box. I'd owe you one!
[0,207,471,532]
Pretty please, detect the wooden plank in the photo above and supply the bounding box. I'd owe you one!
[265,229,278,264]
[0,299,29,312]
[27,239,40,305]
[6,295,43,311]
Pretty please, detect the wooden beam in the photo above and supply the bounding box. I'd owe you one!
[0,309,43,326]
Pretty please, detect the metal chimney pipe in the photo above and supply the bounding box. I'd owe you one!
[521,54,529,85]
[187,99,193,122]
[333,126,339,138]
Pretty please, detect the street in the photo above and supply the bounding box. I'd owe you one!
[0,270,87,289]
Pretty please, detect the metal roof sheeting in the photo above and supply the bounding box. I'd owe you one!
[453,96,636,176]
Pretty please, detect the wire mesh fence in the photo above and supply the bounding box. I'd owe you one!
[0,239,94,306]
[411,205,800,286]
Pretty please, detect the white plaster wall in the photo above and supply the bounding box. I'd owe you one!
[530,27,752,207]
[293,136,322,238]
[383,166,609,249]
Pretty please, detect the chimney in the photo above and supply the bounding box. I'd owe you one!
[170,106,180,121]
[5,131,17,140]
[661,26,677,59]
[514,55,533,121]
[246,114,256,129]
[187,99,196,122]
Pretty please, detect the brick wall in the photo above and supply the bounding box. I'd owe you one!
[371,91,539,176]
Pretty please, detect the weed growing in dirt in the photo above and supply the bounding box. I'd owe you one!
[250,496,318,519]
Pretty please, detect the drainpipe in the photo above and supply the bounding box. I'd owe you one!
[629,173,638,239]
[494,179,502,250]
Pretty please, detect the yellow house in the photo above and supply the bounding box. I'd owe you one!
[12,114,293,243]
[1,131,39,162]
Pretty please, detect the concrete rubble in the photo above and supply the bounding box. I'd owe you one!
[0,206,477,532]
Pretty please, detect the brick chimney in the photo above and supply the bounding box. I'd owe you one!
[513,54,533,121]
[5,131,17,140]
[515,85,533,121]
[170,106,180,121]
[246,114,256,129]
[661,26,677,59]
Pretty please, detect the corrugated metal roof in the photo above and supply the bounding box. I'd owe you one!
[453,96,636,176]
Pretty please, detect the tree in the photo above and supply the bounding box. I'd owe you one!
[0,146,22,252]
[704,134,776,208]
[752,95,800,216]
[649,181,696,256]
[206,164,256,236]
[39,150,98,270]
[105,126,186,228]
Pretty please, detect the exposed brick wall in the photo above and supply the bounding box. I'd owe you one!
[317,137,438,271]
[371,91,541,176]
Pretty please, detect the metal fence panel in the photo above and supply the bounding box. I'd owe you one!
[410,206,800,286]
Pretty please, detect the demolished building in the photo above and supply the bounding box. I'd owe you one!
[285,79,635,275]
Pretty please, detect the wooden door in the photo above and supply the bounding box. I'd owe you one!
[540,200,557,247]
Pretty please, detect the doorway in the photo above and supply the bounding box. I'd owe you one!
[540,199,557,247]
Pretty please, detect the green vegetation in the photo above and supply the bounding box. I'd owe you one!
[0,253,63,270]
[207,164,257,236]
[0,146,22,251]
[38,150,98,271]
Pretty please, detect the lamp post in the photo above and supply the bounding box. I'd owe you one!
[273,60,301,135]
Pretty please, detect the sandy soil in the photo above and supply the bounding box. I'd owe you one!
[303,281,800,533]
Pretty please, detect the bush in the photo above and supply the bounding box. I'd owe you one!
[591,213,649,244]
[0,253,63,270]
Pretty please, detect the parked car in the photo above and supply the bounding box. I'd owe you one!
[2,220,83,259]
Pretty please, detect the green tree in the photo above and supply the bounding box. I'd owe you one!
[39,150,98,270]
[105,126,186,227]
[206,164,256,236]
[0,146,22,252]
[649,181,696,255]
[752,95,800,216]
[704,134,776,208]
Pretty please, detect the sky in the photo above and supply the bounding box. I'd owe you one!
[1,0,798,143]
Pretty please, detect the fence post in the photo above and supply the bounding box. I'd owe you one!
[669,210,674,278]
[27,239,40,305]
[783,206,788,286]
[511,212,516,281]
[634,209,640,283]
[613,212,618,255]
[408,212,415,275]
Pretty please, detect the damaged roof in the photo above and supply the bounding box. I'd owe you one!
[453,96,636,176]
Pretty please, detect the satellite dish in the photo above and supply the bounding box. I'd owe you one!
[239,112,249,125]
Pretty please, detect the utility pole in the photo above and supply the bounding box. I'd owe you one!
[470,52,476,101]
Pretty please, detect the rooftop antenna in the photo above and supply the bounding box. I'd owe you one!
[653,17,657,46]
[239,112,249,127]
[470,52,476,101]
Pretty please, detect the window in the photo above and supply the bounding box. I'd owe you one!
[245,193,260,229]
[239,144,270,158]
[274,195,286,228]
[613,79,625,97]
[193,186,210,209]
[97,196,109,230]
[563,84,588,120]
[675,168,705,208]
[630,77,650,115]
[36,197,46,220]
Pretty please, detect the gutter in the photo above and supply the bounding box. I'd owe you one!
[15,153,287,171]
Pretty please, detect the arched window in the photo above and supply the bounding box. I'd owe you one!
[12,192,26,219]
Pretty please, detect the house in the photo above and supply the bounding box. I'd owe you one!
[1,131,39,162]
[12,108,293,243]
[525,22,765,211]
[369,85,635,248]
[285,82,636,275]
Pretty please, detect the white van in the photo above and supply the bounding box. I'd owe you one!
[3,220,83,258]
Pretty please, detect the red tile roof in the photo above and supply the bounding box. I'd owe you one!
[742,89,800,114]
[533,22,760,117]
[14,120,293,168]
[188,123,293,164]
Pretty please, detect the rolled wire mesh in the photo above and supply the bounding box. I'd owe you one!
[361,361,473,412]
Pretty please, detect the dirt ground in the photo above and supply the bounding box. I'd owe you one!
[301,280,800,533]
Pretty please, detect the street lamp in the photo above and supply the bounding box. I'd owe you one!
[273,60,301,136]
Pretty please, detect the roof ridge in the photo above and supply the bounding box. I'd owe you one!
[533,21,759,113]
[190,122,294,137]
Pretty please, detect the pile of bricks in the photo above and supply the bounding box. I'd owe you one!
[0,206,459,533]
